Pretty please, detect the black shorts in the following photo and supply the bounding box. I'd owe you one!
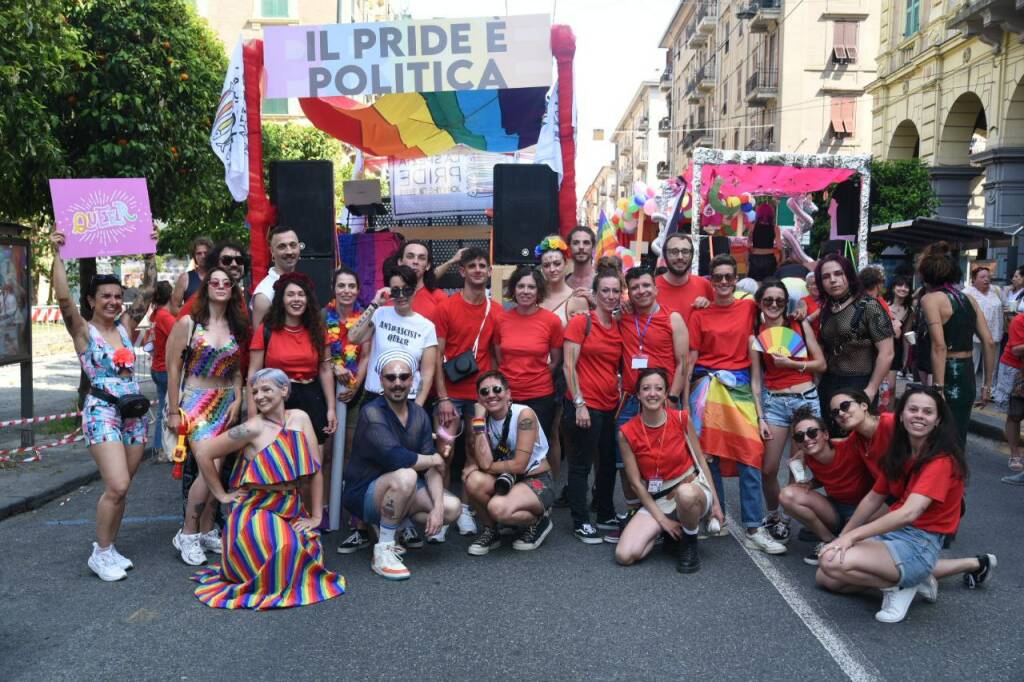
[518,394,557,442]
[748,253,778,281]
[286,381,328,444]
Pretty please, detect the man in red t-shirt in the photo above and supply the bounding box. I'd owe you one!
[998,312,1024,481]
[397,240,449,324]
[149,281,175,453]
[655,233,713,327]
[687,254,784,554]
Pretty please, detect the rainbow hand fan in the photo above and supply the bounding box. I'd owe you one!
[753,326,808,358]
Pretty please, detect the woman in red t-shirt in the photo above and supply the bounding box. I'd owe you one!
[616,368,723,573]
[750,278,826,544]
[249,272,336,452]
[816,385,995,623]
[829,388,895,480]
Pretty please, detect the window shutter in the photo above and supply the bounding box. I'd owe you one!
[846,22,859,63]
[833,21,848,62]
[843,98,857,136]
[830,98,845,136]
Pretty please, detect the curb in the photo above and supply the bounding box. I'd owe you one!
[0,465,101,523]
[968,414,1005,443]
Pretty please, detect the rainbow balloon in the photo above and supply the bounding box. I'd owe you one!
[753,326,808,358]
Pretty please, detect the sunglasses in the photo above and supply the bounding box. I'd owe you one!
[829,400,856,418]
[478,385,505,397]
[382,372,412,383]
[390,286,415,299]
[761,296,786,307]
[711,273,736,283]
[793,427,821,443]
[208,279,233,289]
[220,255,245,266]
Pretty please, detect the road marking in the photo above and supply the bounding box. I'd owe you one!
[729,521,882,682]
[45,514,179,527]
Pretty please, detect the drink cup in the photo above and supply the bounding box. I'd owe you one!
[789,458,812,483]
[904,330,917,345]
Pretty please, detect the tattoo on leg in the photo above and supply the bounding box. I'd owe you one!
[382,494,396,519]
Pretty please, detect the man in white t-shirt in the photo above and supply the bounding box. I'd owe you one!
[251,225,301,328]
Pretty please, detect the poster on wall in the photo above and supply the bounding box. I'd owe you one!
[389,146,528,218]
[0,241,31,365]
[49,178,156,259]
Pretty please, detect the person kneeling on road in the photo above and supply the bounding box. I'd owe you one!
[342,352,461,580]
[615,368,723,573]
[464,371,555,555]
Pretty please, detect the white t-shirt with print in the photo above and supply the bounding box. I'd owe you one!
[364,307,438,397]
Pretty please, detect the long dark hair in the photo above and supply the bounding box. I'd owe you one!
[266,272,325,361]
[815,253,865,328]
[881,384,967,486]
[191,268,251,348]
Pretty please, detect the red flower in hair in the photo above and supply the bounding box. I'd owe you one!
[273,271,315,292]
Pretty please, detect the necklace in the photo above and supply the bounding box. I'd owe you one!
[829,291,853,312]
[262,414,285,427]
[641,410,667,428]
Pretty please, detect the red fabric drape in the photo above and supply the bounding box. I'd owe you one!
[551,25,577,238]
[243,39,275,287]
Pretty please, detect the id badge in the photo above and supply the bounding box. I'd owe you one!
[648,478,663,493]
[631,354,649,369]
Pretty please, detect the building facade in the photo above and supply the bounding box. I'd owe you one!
[580,165,617,228]
[866,0,1024,242]
[610,82,670,200]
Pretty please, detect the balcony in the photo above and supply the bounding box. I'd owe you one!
[686,23,707,48]
[745,69,779,106]
[686,80,701,103]
[749,0,782,33]
[697,4,716,34]
[657,161,670,179]
[946,0,1024,48]
[683,126,709,149]
[697,59,717,92]
[658,116,671,137]
[659,68,673,92]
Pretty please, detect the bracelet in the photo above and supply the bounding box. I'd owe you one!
[800,362,807,373]
[437,397,452,403]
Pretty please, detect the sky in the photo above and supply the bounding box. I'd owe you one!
[405,0,679,202]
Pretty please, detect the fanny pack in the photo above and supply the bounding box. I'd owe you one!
[443,296,492,384]
[90,386,150,419]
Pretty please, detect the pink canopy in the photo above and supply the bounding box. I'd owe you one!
[684,163,855,197]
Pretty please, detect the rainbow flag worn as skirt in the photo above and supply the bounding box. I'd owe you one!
[689,368,764,476]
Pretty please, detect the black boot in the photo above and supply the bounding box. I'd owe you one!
[677,531,701,574]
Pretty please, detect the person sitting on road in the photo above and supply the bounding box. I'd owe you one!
[816,385,996,624]
[464,371,555,556]
[189,368,346,609]
[829,388,895,480]
[615,367,723,574]
[780,407,875,566]
[342,352,461,580]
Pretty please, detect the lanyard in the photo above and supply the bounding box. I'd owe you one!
[633,310,656,354]
[638,413,668,480]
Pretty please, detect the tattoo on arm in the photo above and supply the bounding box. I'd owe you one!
[228,423,251,440]
[517,417,536,431]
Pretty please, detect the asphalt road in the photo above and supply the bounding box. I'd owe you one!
[0,432,1020,681]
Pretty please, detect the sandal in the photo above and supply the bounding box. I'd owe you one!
[1009,457,1023,472]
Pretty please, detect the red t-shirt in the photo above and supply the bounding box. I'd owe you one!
[689,298,757,370]
[872,455,964,534]
[1000,313,1024,369]
[434,293,501,400]
[495,308,563,400]
[760,321,813,391]
[843,412,896,480]
[411,287,448,324]
[620,409,694,482]
[805,444,874,506]
[251,323,320,381]
[150,307,176,372]
[803,295,821,339]
[564,312,622,411]
[620,307,678,395]
[656,274,713,325]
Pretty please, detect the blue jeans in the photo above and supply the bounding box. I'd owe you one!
[151,370,168,451]
[613,394,641,470]
[708,458,765,529]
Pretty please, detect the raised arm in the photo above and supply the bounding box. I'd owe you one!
[170,271,188,316]
[48,232,89,351]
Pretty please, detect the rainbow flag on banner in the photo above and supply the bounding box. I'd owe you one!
[596,209,618,259]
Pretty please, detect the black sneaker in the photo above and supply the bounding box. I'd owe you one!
[399,525,424,549]
[803,542,824,566]
[963,554,997,589]
[553,488,570,508]
[596,516,619,531]
[677,534,701,574]
[336,528,371,554]
[573,523,603,544]
[467,527,501,556]
[513,515,553,551]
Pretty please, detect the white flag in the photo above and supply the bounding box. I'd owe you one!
[210,39,249,202]
[534,79,563,186]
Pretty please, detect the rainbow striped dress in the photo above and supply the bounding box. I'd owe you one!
[191,428,346,609]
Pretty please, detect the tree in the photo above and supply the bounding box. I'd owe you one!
[868,158,939,227]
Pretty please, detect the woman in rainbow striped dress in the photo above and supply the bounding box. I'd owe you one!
[190,368,346,609]
[165,267,248,567]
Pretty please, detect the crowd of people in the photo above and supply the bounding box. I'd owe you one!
[47,222,1002,623]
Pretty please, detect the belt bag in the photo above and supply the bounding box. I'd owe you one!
[90,386,150,419]
[443,296,491,385]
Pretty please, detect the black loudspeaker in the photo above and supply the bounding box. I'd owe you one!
[270,160,336,257]
[294,257,335,311]
[492,164,559,264]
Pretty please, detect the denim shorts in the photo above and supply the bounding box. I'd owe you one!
[826,496,858,532]
[362,476,427,526]
[762,388,820,428]
[875,526,944,588]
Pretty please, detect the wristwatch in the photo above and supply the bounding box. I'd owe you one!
[573,395,586,408]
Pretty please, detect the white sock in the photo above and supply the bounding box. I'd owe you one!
[379,522,398,545]
[682,526,698,536]
[95,544,112,555]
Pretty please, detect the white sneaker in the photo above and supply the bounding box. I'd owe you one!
[743,527,787,555]
[200,528,223,554]
[88,543,127,582]
[371,542,410,580]
[456,506,477,535]
[426,524,449,544]
[916,575,938,603]
[876,586,917,623]
[172,529,208,566]
[109,545,134,571]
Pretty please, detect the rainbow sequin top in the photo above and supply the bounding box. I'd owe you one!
[184,323,240,378]
[231,429,319,488]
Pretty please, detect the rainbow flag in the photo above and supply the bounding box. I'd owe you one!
[689,371,764,475]
[596,209,617,259]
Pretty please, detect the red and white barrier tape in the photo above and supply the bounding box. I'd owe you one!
[0,410,82,429]
[0,428,84,460]
[31,306,63,323]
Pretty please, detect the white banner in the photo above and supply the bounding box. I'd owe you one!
[210,39,249,202]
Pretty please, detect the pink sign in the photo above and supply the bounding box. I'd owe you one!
[49,178,156,259]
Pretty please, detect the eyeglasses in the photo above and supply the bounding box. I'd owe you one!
[478,385,505,397]
[793,427,821,443]
[382,372,411,383]
[208,279,232,289]
[710,273,736,283]
[761,296,786,307]
[666,248,694,257]
[220,255,245,266]
[390,286,416,299]
[829,400,855,418]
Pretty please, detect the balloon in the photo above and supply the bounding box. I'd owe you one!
[611,214,621,226]
[726,196,741,208]
[634,194,646,207]
[745,210,756,222]
[643,198,658,216]
[740,202,753,212]
[646,187,656,198]
[615,246,637,270]
[707,178,739,217]
[633,181,646,196]
[617,198,628,211]
[628,202,641,216]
